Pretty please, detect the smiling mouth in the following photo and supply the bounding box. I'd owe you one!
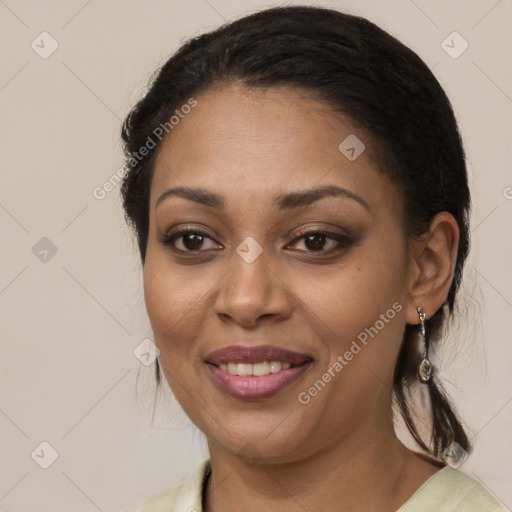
[205,345,313,400]
[218,360,299,376]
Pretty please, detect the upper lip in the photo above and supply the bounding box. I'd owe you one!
[205,345,312,365]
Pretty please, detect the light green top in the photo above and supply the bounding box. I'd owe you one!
[124,459,504,511]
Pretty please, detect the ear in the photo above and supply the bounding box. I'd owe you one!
[405,212,459,324]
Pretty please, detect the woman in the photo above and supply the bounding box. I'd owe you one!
[121,6,503,511]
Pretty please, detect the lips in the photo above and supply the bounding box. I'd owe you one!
[205,345,313,400]
[205,345,312,365]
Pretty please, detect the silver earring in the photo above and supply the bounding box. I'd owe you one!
[417,306,433,383]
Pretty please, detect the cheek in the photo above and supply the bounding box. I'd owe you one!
[297,254,405,328]
[292,244,408,378]
[142,249,213,351]
[293,272,406,418]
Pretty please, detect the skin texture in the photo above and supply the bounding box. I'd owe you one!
[143,85,459,511]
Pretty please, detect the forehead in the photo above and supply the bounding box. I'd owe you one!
[150,84,399,216]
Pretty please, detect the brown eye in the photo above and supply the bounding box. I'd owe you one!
[159,229,221,252]
[289,230,352,253]
[181,232,206,251]
[304,233,328,251]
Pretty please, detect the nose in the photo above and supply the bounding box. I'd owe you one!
[214,248,293,328]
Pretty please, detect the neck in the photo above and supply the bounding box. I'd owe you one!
[204,421,440,512]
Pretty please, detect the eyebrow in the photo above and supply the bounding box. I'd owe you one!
[155,184,370,211]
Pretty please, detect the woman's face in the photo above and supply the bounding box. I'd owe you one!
[143,84,413,462]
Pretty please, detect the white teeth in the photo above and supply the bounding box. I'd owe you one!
[236,363,252,376]
[253,361,270,376]
[269,361,282,373]
[220,361,294,376]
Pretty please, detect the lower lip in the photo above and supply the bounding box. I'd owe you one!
[206,363,311,400]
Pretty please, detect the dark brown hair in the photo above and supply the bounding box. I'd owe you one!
[120,5,470,459]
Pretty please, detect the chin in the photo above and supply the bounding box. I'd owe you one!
[204,415,313,464]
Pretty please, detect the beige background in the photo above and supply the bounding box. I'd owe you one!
[0,0,511,510]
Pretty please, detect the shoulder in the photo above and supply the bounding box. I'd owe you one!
[399,466,505,511]
[123,459,211,512]
[123,486,180,512]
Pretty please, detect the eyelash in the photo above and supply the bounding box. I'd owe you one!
[159,227,353,255]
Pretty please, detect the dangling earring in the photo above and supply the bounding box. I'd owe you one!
[417,306,433,383]
[155,359,161,384]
